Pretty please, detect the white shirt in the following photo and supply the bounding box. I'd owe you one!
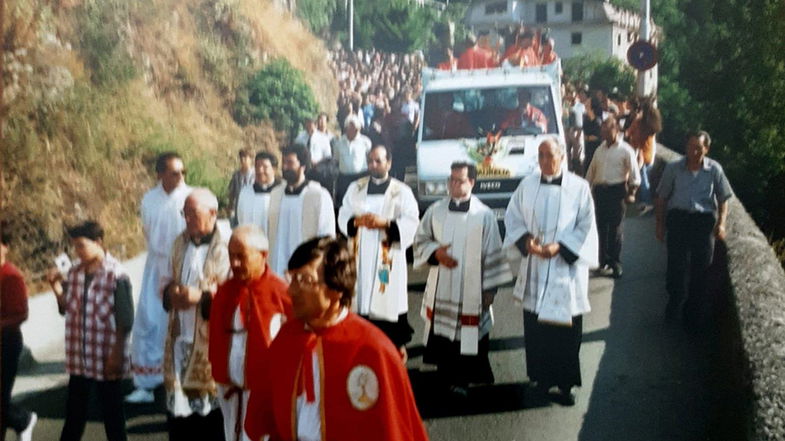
[586,139,641,188]
[401,100,420,125]
[333,134,372,175]
[309,131,333,164]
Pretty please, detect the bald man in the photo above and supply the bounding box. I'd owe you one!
[504,138,598,406]
[209,225,292,441]
[161,188,230,440]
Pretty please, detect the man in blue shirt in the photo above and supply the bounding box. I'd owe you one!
[655,130,733,324]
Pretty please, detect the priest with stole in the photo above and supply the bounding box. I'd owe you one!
[503,138,598,406]
[413,161,512,397]
[338,145,419,357]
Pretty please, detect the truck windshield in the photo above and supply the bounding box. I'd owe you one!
[422,85,558,141]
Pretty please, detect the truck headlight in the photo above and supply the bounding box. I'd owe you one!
[420,181,448,196]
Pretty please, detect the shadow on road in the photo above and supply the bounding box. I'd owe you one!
[576,216,746,441]
[409,369,549,419]
[13,381,167,435]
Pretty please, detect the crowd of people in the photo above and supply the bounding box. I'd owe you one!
[0,40,737,441]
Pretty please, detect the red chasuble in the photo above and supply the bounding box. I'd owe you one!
[457,46,497,70]
[208,266,292,391]
[245,313,429,441]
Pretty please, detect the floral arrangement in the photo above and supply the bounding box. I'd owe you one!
[463,131,511,177]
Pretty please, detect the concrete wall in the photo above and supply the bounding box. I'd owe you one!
[653,146,785,441]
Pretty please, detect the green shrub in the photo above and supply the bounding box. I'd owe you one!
[563,53,635,96]
[233,58,319,138]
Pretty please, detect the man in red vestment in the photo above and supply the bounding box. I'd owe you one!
[502,29,539,67]
[245,237,428,441]
[209,225,292,441]
[457,34,497,70]
[540,38,559,65]
[500,89,549,134]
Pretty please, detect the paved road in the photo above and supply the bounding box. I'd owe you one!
[10,214,730,440]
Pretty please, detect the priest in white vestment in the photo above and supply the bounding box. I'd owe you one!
[127,152,191,404]
[235,151,281,233]
[413,162,512,397]
[503,138,598,406]
[161,188,230,438]
[267,144,336,276]
[338,145,419,357]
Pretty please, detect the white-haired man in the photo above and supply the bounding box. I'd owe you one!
[128,151,190,404]
[208,225,292,441]
[503,138,598,406]
[161,188,230,439]
[332,114,372,205]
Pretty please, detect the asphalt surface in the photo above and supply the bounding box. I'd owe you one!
[9,214,729,440]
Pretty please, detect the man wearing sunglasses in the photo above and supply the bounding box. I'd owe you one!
[127,152,191,404]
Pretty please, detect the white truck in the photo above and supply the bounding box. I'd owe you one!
[414,62,564,221]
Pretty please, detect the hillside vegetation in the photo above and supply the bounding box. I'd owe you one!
[1,0,337,280]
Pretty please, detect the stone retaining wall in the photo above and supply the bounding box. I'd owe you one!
[654,145,785,441]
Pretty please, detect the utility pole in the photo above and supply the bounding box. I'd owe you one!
[349,0,354,51]
[635,0,655,98]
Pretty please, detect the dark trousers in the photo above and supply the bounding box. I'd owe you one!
[593,183,627,267]
[60,375,127,441]
[1,328,32,440]
[665,209,717,320]
[167,409,225,441]
[423,330,494,387]
[523,311,583,389]
[335,172,367,207]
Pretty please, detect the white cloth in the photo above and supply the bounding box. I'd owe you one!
[295,309,348,441]
[310,131,333,165]
[296,352,322,441]
[338,178,419,321]
[131,182,190,389]
[228,307,247,387]
[217,384,251,441]
[332,134,372,174]
[413,196,512,355]
[503,171,599,323]
[170,241,215,417]
[401,100,420,125]
[236,184,276,233]
[267,182,336,276]
[585,138,641,188]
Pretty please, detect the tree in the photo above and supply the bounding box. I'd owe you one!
[233,59,319,139]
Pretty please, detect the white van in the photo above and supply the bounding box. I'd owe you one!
[414,62,564,219]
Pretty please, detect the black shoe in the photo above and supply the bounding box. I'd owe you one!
[552,387,576,406]
[448,384,469,399]
[611,264,623,279]
[664,298,679,323]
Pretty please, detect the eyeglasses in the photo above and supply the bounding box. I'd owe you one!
[169,169,187,177]
[285,271,320,287]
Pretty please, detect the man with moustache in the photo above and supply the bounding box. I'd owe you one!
[338,145,419,357]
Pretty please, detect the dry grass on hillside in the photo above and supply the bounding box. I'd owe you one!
[1,0,337,287]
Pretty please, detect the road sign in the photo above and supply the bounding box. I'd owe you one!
[627,40,658,71]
